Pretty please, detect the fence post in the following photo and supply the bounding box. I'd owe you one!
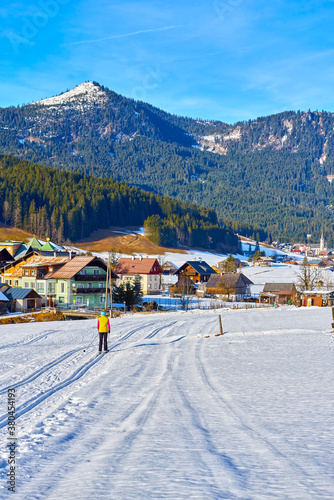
[331,307,334,329]
[218,315,223,336]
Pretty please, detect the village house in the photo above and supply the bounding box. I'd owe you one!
[1,254,70,305]
[170,276,197,296]
[205,273,253,301]
[260,283,298,305]
[114,257,162,295]
[161,261,178,275]
[174,260,216,284]
[4,287,42,313]
[49,256,117,308]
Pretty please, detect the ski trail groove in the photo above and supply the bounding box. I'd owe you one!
[0,353,106,429]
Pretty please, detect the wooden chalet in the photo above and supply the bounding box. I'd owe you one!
[170,276,197,296]
[260,283,298,305]
[175,260,216,284]
[205,273,253,301]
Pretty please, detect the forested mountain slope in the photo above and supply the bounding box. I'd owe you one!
[0,155,239,252]
[1,81,334,244]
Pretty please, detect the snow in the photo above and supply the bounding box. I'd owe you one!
[34,82,107,107]
[0,307,333,499]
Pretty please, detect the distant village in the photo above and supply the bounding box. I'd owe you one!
[1,233,334,317]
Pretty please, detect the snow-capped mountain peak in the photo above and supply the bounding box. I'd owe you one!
[34,81,107,107]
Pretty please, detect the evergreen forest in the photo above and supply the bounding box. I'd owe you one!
[0,155,240,252]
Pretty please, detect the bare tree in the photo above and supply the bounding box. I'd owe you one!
[295,257,322,291]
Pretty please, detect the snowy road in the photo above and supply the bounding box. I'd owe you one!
[0,307,333,499]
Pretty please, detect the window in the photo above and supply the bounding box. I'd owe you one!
[99,296,105,304]
[77,283,83,288]
[99,283,104,288]
[94,269,99,275]
[30,282,35,289]
[14,280,19,286]
[76,297,83,304]
[31,270,35,276]
[24,282,29,288]
[24,270,29,276]
[37,283,45,293]
[88,283,92,288]
[59,297,65,304]
[60,283,65,293]
[80,269,87,275]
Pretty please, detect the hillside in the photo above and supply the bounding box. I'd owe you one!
[0,308,333,499]
[1,82,334,243]
[0,155,240,253]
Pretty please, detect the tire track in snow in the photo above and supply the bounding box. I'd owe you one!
[194,339,331,499]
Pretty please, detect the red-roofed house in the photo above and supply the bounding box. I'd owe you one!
[114,257,162,295]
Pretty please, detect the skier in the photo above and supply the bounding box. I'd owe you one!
[97,311,110,354]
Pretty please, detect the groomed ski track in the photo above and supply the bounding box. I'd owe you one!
[0,307,333,499]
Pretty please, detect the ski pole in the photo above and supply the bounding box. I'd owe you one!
[83,332,99,352]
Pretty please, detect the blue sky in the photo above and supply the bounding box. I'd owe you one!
[1,0,334,123]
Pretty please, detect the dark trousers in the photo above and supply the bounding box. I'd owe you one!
[99,332,108,352]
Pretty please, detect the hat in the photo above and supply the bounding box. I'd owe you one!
[101,311,106,315]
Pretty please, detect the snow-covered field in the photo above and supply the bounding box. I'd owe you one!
[1,307,333,499]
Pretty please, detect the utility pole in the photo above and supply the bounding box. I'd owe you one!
[109,252,113,318]
[104,257,109,311]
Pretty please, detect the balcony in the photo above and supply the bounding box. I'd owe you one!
[74,275,106,282]
[72,287,108,294]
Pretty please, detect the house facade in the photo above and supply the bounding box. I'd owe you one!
[4,288,42,312]
[49,256,117,308]
[175,260,216,284]
[1,255,69,305]
[114,257,162,295]
[205,273,253,301]
[260,283,298,305]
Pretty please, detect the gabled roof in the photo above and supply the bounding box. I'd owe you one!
[27,236,43,250]
[9,255,69,277]
[50,256,111,279]
[206,273,253,289]
[4,288,41,300]
[176,260,216,276]
[263,283,296,293]
[13,244,33,260]
[40,240,58,252]
[0,247,14,261]
[0,291,9,302]
[115,257,162,275]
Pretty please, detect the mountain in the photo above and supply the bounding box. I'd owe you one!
[1,81,334,244]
